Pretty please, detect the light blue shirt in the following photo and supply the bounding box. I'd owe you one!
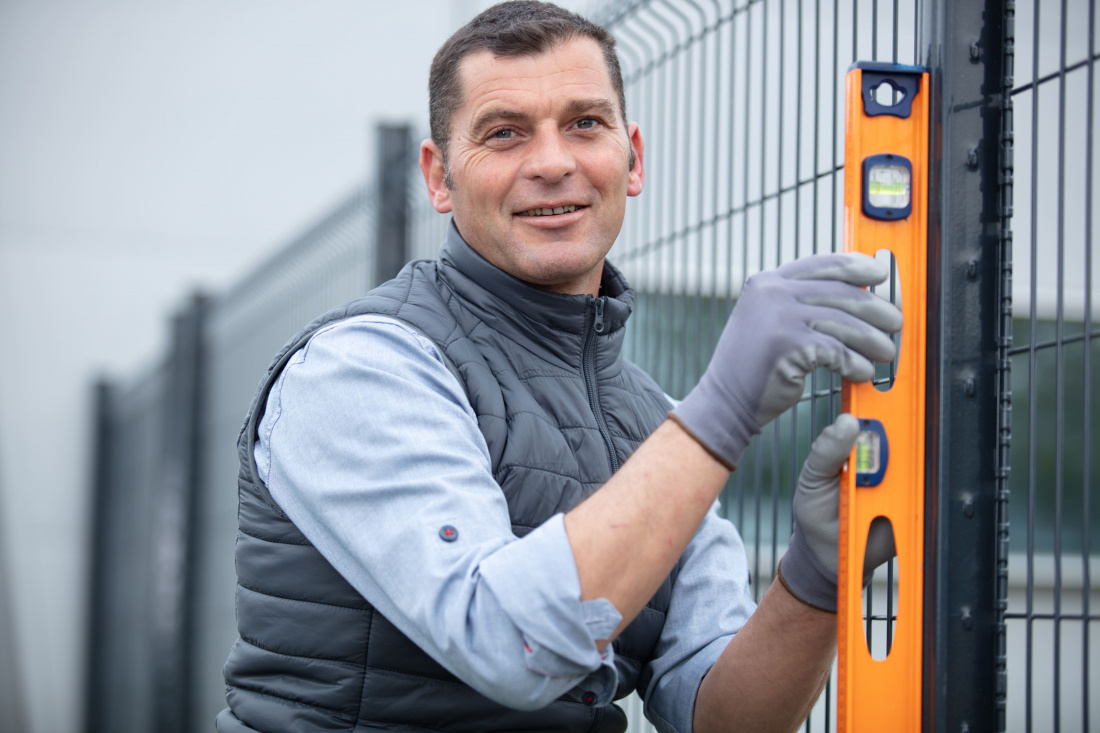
[255,313,757,732]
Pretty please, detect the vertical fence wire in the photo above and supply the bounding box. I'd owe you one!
[1082,4,1094,729]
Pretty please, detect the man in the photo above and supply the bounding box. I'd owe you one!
[217,3,900,732]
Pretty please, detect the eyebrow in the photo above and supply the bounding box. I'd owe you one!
[468,97,619,139]
[564,98,618,122]
[469,108,531,139]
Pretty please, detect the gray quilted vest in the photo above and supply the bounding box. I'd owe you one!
[218,225,677,733]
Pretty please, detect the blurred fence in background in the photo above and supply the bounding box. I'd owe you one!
[79,0,1096,731]
[83,123,407,733]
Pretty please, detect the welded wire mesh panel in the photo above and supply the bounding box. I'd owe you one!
[1006,0,1099,729]
[189,186,376,725]
[585,0,919,728]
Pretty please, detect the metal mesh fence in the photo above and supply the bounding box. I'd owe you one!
[581,0,920,728]
[1005,0,1099,729]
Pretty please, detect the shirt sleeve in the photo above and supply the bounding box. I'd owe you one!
[640,503,758,733]
[255,314,622,711]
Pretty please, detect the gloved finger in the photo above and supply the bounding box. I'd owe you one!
[756,363,809,423]
[863,516,898,576]
[797,285,904,333]
[756,344,872,425]
[778,252,889,287]
[801,413,861,484]
[812,319,898,363]
[774,337,878,383]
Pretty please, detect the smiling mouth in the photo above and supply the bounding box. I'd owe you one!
[515,204,586,217]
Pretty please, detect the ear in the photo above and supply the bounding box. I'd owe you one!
[626,122,644,197]
[420,139,453,214]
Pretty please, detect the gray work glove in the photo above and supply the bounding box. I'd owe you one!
[780,413,898,612]
[670,252,903,468]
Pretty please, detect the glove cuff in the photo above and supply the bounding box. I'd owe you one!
[669,385,758,469]
[779,526,838,613]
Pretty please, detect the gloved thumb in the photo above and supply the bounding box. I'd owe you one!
[801,413,861,487]
[793,413,860,578]
[799,415,897,577]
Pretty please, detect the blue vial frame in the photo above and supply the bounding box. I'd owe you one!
[856,418,890,487]
[862,153,913,221]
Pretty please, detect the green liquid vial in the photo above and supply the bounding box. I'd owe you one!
[855,431,880,474]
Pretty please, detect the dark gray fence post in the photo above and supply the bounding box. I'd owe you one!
[0,446,30,733]
[375,123,413,283]
[152,293,208,733]
[921,0,1012,730]
[83,379,115,733]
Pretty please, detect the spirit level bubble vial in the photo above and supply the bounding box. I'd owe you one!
[839,62,929,733]
[854,418,889,487]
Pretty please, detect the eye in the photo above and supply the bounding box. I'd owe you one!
[490,128,515,139]
[576,117,599,130]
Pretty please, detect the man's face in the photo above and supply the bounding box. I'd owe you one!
[420,37,644,296]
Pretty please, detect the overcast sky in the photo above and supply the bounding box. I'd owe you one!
[0,2,588,730]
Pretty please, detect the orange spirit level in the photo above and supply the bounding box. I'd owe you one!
[839,62,929,733]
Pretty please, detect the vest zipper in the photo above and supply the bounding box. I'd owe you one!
[583,296,619,474]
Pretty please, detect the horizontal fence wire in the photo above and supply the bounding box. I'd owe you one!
[1005,0,1099,730]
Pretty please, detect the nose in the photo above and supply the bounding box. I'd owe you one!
[521,127,576,183]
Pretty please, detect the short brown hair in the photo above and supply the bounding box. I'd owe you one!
[428,1,626,165]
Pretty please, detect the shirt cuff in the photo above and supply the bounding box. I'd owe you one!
[479,514,622,705]
[646,634,732,733]
[563,649,619,708]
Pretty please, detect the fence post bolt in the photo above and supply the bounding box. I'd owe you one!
[961,607,973,629]
[967,148,980,169]
[967,259,979,279]
[970,41,982,61]
[963,497,975,518]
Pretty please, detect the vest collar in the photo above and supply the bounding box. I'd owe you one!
[437,221,635,365]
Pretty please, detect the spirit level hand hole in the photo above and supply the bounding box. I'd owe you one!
[872,249,901,393]
[861,516,899,662]
[871,80,906,107]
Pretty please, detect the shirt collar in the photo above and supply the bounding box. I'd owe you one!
[436,221,635,366]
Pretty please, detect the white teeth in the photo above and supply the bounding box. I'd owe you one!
[518,205,578,217]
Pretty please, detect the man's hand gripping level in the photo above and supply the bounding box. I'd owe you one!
[669,252,902,610]
[780,414,898,611]
[670,252,904,469]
